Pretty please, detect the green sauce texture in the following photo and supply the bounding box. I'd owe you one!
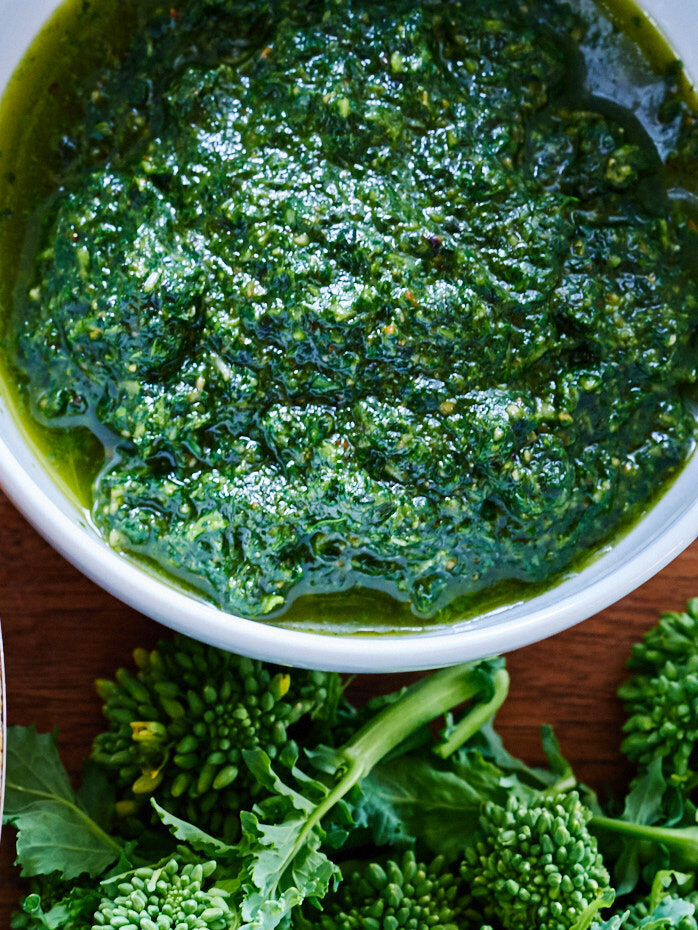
[6,0,698,619]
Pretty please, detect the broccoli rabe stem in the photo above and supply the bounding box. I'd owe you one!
[590,814,698,868]
[435,668,510,758]
[345,662,506,774]
[283,661,506,877]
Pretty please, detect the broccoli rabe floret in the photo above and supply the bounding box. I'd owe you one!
[295,850,466,930]
[91,635,342,841]
[619,600,698,793]
[92,858,231,930]
[12,860,232,930]
[625,600,698,672]
[461,791,611,930]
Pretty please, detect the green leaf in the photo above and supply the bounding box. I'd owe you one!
[592,776,698,897]
[76,760,115,832]
[349,772,415,851]
[236,752,341,930]
[541,724,575,780]
[624,761,668,827]
[356,750,502,858]
[12,881,101,930]
[597,898,696,929]
[639,897,696,927]
[244,748,320,812]
[3,726,122,879]
[151,799,239,860]
[602,760,671,895]
[454,720,560,791]
[4,727,74,815]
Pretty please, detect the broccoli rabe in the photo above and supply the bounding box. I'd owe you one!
[12,859,233,930]
[359,715,698,924]
[233,660,508,928]
[461,791,611,930]
[93,858,232,930]
[91,635,342,840]
[619,600,698,795]
[8,602,698,930]
[7,658,509,930]
[295,850,465,930]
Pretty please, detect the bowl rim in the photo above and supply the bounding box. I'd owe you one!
[0,0,696,672]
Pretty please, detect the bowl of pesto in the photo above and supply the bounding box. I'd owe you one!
[0,0,695,671]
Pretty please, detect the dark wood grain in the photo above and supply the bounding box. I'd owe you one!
[0,487,695,913]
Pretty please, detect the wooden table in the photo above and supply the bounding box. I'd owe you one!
[0,487,695,917]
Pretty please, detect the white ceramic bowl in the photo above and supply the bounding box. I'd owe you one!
[0,0,696,672]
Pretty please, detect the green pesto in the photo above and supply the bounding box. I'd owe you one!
[5,0,698,620]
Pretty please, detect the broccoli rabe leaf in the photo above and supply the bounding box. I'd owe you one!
[3,727,122,879]
[11,882,101,930]
[151,799,239,859]
[541,723,577,780]
[592,896,696,929]
[463,719,561,788]
[625,760,670,828]
[641,898,697,927]
[75,760,115,834]
[451,720,577,800]
[236,750,341,930]
[152,764,339,929]
[5,726,73,814]
[620,760,670,893]
[354,753,484,857]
